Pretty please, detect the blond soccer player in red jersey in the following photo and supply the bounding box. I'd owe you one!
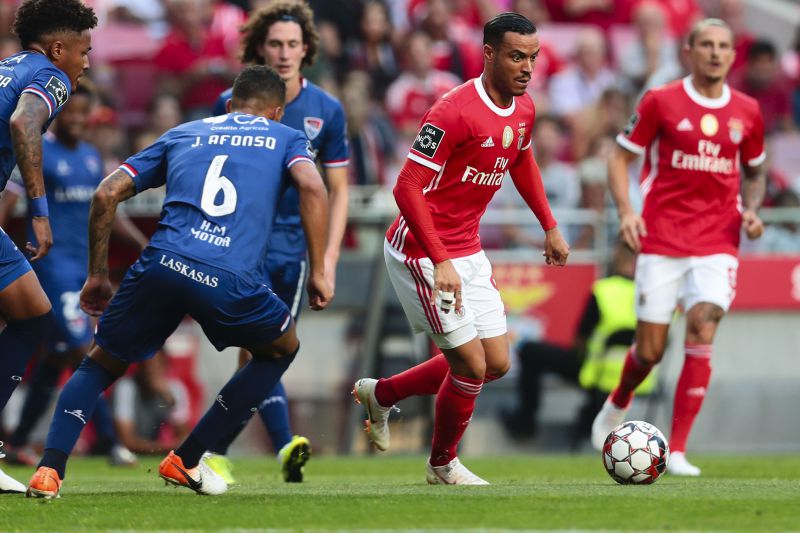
[353,12,569,485]
[591,18,767,476]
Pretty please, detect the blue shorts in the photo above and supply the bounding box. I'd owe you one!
[264,256,307,321]
[36,266,93,353]
[96,247,293,363]
[0,228,32,291]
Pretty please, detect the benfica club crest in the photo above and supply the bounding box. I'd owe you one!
[728,118,744,144]
[304,117,324,140]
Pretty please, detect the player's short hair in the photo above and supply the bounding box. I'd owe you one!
[12,0,97,50]
[483,12,536,48]
[747,40,777,61]
[239,1,319,68]
[232,65,286,106]
[687,18,732,47]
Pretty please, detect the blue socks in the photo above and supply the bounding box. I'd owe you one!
[0,311,53,411]
[209,380,293,454]
[177,352,296,468]
[39,357,118,478]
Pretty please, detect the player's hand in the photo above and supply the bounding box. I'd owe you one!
[27,216,52,261]
[307,272,333,311]
[543,227,569,266]
[80,274,114,317]
[742,209,764,240]
[433,259,462,314]
[619,211,647,253]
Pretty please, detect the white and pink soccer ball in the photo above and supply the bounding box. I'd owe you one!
[602,420,670,485]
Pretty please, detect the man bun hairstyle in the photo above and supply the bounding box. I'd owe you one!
[232,65,286,106]
[483,12,536,48]
[240,1,319,68]
[13,0,97,50]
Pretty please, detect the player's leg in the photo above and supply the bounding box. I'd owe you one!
[591,254,684,450]
[669,253,737,476]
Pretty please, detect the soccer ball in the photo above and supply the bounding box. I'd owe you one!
[602,420,669,485]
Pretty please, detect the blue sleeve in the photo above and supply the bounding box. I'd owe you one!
[284,130,316,170]
[319,101,349,168]
[212,88,231,116]
[119,133,170,192]
[22,67,71,119]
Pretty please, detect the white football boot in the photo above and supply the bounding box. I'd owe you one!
[159,450,228,495]
[0,442,26,494]
[591,397,629,451]
[667,451,701,477]
[426,458,489,485]
[352,378,395,451]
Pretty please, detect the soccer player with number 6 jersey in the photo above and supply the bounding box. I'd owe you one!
[353,13,569,485]
[26,65,331,499]
[591,19,767,477]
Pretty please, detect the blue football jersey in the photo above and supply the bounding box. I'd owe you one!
[0,51,71,192]
[27,135,104,273]
[119,112,314,280]
[214,79,349,261]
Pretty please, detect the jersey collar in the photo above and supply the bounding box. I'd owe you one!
[682,75,730,109]
[474,76,516,117]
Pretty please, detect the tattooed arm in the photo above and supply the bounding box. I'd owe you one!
[80,170,137,316]
[742,163,766,240]
[9,93,52,260]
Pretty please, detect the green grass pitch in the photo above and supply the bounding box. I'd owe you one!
[1,454,798,531]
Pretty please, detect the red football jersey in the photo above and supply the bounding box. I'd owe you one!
[387,78,535,259]
[617,76,765,256]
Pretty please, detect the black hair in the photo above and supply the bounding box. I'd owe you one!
[13,0,97,50]
[748,40,777,61]
[240,1,319,68]
[483,12,536,48]
[231,65,286,106]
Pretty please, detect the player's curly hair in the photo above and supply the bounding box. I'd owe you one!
[239,1,319,68]
[13,0,97,50]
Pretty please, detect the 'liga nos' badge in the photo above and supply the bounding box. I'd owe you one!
[700,114,718,137]
[728,118,744,144]
[502,126,514,149]
[303,117,324,140]
[517,127,526,150]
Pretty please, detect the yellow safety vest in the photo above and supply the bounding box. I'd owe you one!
[578,276,657,394]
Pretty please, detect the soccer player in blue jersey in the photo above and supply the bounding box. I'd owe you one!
[26,65,331,499]
[0,0,96,494]
[205,1,349,483]
[0,83,147,469]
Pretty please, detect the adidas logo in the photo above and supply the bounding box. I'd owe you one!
[677,118,693,131]
[481,137,494,148]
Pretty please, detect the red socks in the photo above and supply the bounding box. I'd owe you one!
[430,372,482,466]
[671,344,712,453]
[610,345,654,408]
[374,353,449,406]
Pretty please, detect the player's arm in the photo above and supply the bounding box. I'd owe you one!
[741,162,766,240]
[321,165,349,293]
[81,170,137,316]
[608,143,648,252]
[290,161,332,310]
[509,148,569,266]
[393,160,464,312]
[9,93,53,260]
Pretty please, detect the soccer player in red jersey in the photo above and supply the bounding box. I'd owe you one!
[591,18,766,476]
[353,12,569,485]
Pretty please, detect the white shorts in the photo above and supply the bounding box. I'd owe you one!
[635,253,738,324]
[384,239,506,349]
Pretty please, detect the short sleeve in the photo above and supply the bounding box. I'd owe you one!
[284,130,316,170]
[616,90,660,155]
[212,89,230,116]
[406,99,466,172]
[319,101,350,168]
[22,67,71,119]
[118,133,170,192]
[741,106,766,167]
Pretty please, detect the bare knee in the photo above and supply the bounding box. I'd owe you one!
[635,322,670,365]
[685,303,723,344]
[246,327,299,360]
[486,359,511,379]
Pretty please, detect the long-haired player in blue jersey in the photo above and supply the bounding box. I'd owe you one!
[0,0,96,495]
[0,83,148,469]
[205,1,349,484]
[27,65,332,499]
